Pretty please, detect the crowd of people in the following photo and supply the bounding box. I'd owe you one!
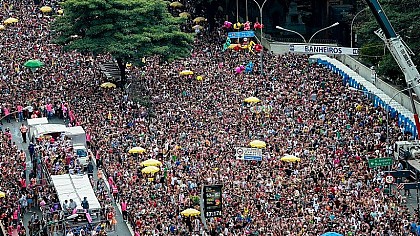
[0,0,418,235]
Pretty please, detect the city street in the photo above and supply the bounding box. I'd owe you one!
[2,118,131,236]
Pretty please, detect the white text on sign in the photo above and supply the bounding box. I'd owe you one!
[289,44,359,56]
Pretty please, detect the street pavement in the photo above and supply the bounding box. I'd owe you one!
[2,118,131,236]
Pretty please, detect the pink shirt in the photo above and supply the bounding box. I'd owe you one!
[69,110,75,121]
[62,105,67,113]
[17,105,23,112]
[86,133,91,142]
[46,104,52,112]
[3,108,9,115]
[121,202,127,211]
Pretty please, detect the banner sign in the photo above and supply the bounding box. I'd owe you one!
[203,185,223,218]
[289,44,359,55]
[235,147,262,161]
[368,158,393,168]
[228,31,255,38]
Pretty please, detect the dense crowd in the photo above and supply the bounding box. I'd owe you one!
[0,0,418,235]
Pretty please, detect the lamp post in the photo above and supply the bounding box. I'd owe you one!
[275,26,306,43]
[351,83,420,217]
[385,85,420,153]
[348,85,420,201]
[252,0,268,75]
[351,7,368,48]
[308,22,339,43]
[276,22,339,43]
[348,84,420,156]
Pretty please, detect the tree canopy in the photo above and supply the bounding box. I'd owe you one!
[52,0,194,85]
[356,0,420,83]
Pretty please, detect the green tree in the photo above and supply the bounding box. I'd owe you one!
[356,0,420,82]
[52,0,194,86]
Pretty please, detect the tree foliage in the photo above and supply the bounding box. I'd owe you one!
[356,0,420,82]
[52,0,194,84]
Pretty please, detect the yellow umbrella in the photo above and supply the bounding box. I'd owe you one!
[128,147,146,154]
[40,6,52,13]
[180,70,194,76]
[170,2,183,8]
[0,191,5,198]
[192,25,203,30]
[193,17,206,23]
[196,75,203,81]
[181,208,200,217]
[0,25,5,31]
[249,140,266,148]
[100,82,116,88]
[280,155,301,162]
[179,12,191,18]
[141,159,162,167]
[141,166,160,174]
[244,97,261,103]
[4,17,18,24]
[57,9,64,15]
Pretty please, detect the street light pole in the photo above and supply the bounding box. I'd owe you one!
[276,22,339,44]
[349,86,419,198]
[252,0,268,75]
[351,7,368,48]
[348,85,420,157]
[308,22,339,43]
[386,84,420,157]
[275,26,306,43]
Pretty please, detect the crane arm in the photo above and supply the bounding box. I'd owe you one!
[365,0,420,138]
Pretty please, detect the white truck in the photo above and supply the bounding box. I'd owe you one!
[65,126,90,168]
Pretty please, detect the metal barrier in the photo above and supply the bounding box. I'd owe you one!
[0,220,6,236]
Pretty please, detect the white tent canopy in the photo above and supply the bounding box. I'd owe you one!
[51,174,101,211]
[65,126,85,136]
[30,124,67,139]
[65,126,86,146]
[27,117,48,127]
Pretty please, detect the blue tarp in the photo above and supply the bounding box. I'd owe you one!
[321,232,343,236]
[313,55,417,137]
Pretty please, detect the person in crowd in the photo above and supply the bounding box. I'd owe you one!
[68,199,77,213]
[63,200,70,214]
[0,0,417,235]
[81,197,89,210]
[19,123,28,143]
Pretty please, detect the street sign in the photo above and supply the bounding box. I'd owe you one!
[401,182,420,190]
[289,44,359,55]
[228,31,255,38]
[203,185,223,218]
[384,170,414,178]
[368,158,393,168]
[235,147,262,161]
[385,175,395,184]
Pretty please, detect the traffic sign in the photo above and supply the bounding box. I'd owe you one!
[384,170,414,178]
[385,175,395,184]
[235,147,262,161]
[400,182,420,190]
[368,158,393,168]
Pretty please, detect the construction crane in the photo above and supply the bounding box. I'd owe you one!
[365,0,420,138]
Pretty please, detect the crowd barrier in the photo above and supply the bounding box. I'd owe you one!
[0,221,5,236]
[313,55,417,137]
